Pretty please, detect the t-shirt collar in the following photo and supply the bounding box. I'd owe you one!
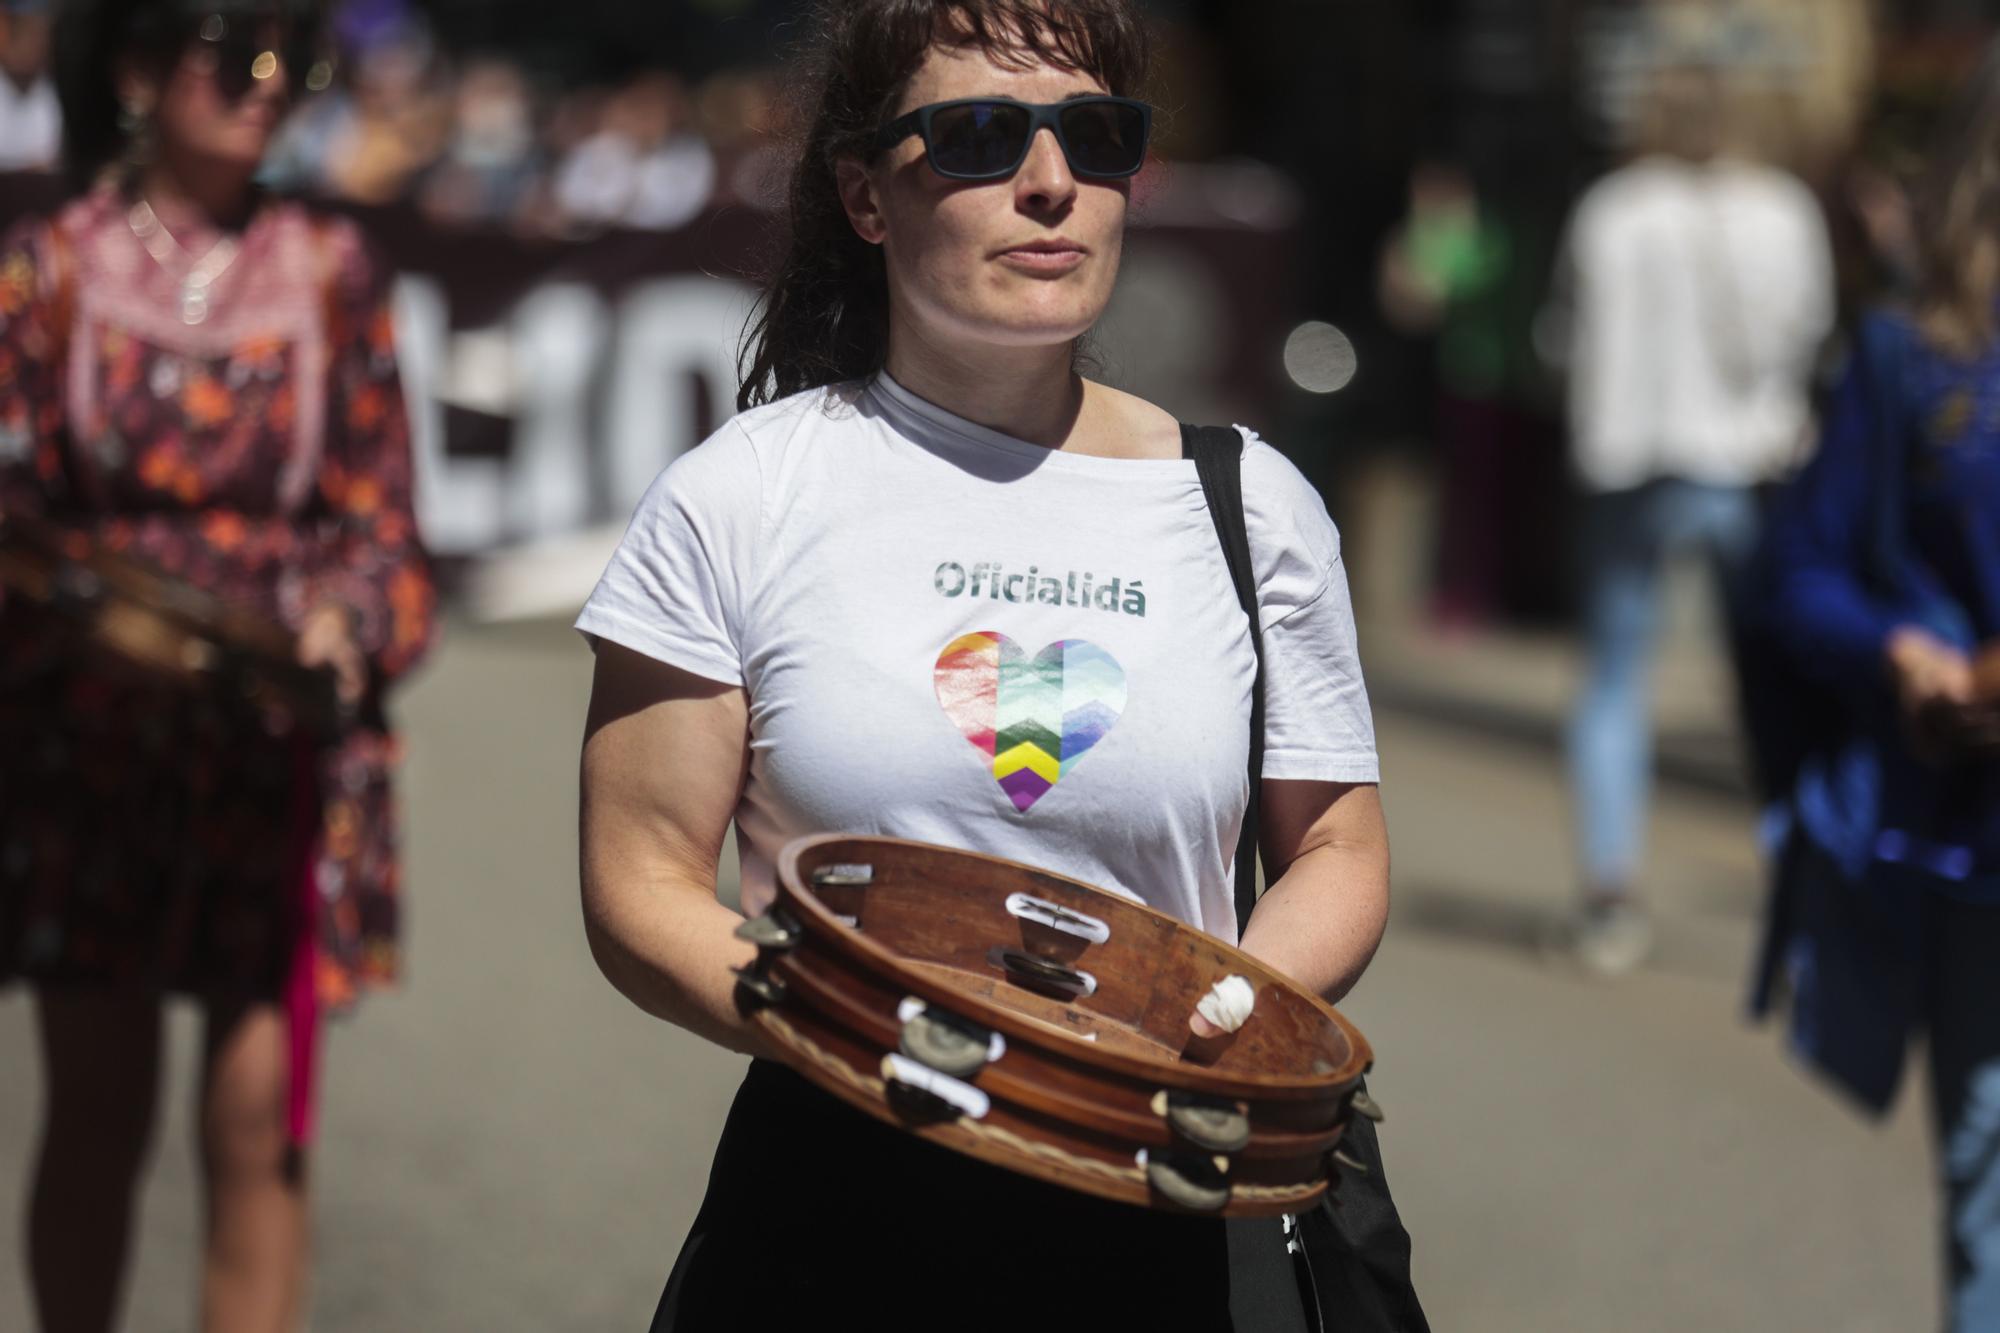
[867,369,1196,477]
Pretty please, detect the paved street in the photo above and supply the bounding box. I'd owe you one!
[0,616,1936,1331]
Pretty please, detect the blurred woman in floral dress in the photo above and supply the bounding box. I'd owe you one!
[0,1,434,1328]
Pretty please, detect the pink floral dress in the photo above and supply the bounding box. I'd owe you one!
[0,184,436,1007]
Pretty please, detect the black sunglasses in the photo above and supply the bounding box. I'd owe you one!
[190,12,334,102]
[873,96,1152,181]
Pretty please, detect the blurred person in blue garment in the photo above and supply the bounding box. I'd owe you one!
[1761,39,2000,1333]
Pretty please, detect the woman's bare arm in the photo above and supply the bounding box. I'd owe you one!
[578,640,777,1058]
[1238,779,1391,1006]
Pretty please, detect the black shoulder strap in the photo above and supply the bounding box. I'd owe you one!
[1180,422,1263,941]
[1185,424,1429,1333]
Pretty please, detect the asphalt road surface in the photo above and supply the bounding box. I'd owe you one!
[0,617,1937,1330]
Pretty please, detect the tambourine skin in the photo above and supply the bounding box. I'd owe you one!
[737,834,1375,1217]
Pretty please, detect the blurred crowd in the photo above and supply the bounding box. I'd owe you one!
[1,0,1990,590]
[1,0,791,235]
[1361,0,1978,631]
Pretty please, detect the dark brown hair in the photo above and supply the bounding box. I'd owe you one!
[735,0,1150,411]
[1915,38,2000,360]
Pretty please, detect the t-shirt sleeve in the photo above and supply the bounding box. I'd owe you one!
[1240,433,1380,783]
[574,419,765,685]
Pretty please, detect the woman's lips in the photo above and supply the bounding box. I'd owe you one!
[998,244,1087,274]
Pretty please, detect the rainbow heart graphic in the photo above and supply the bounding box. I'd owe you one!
[934,631,1126,812]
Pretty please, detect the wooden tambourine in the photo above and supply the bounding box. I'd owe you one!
[0,511,345,735]
[734,833,1379,1217]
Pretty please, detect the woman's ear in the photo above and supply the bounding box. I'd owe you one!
[836,157,888,246]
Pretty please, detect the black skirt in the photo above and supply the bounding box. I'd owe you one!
[652,1058,1272,1331]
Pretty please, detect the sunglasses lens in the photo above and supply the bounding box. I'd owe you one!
[927,102,1032,178]
[213,37,261,99]
[1060,101,1147,176]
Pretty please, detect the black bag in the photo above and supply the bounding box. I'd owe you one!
[1182,423,1431,1333]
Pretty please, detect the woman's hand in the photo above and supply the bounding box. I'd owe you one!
[297,603,367,704]
[1887,626,2000,757]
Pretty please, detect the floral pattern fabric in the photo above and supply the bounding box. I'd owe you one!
[0,185,436,1004]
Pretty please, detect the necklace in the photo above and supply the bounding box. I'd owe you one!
[127,198,242,326]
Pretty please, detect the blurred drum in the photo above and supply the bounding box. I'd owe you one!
[733,832,1377,1217]
[0,510,344,735]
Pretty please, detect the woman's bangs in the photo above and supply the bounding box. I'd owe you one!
[927,2,1146,97]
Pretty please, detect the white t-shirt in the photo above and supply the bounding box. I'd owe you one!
[576,373,1378,938]
[0,75,59,172]
[1558,155,1834,492]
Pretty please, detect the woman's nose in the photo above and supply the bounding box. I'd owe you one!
[1014,126,1076,211]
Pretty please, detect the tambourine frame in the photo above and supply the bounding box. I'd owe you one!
[739,833,1376,1216]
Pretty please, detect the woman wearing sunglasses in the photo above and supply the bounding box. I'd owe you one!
[0,2,434,1329]
[578,2,1402,1328]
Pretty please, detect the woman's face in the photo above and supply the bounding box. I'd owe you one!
[847,44,1132,357]
[132,15,295,175]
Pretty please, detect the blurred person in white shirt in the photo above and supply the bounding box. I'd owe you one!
[1551,49,1834,973]
[553,69,714,233]
[0,0,58,171]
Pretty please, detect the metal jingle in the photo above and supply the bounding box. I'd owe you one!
[810,863,873,887]
[883,1077,960,1125]
[996,948,1086,992]
[1349,1090,1385,1123]
[732,967,786,1009]
[1164,1095,1252,1154]
[899,1008,992,1080]
[1146,1153,1231,1213]
[734,908,801,951]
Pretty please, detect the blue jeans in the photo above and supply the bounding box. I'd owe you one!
[1930,896,2000,1331]
[1568,479,1759,888]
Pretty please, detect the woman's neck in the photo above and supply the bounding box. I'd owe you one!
[883,327,1085,450]
[134,153,256,235]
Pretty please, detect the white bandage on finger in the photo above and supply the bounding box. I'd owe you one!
[1194,974,1257,1034]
